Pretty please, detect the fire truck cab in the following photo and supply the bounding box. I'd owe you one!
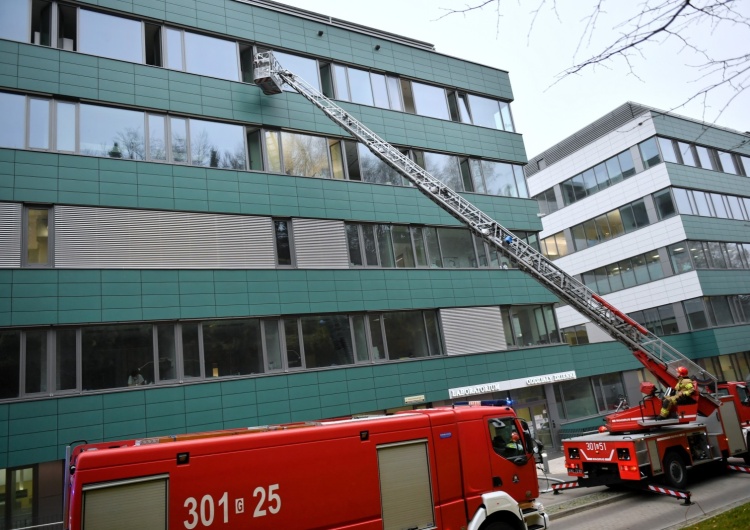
[65,404,548,530]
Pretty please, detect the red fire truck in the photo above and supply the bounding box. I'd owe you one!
[562,356,750,491]
[64,403,549,530]
[558,299,750,494]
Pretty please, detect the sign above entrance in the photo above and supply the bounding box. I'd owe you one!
[448,370,577,399]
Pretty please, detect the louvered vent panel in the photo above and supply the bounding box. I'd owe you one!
[440,306,505,355]
[292,218,349,269]
[0,202,22,268]
[55,206,275,268]
[525,102,651,176]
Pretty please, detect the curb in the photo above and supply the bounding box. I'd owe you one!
[547,491,630,520]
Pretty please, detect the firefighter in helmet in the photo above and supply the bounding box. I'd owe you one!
[506,431,524,454]
[659,366,694,418]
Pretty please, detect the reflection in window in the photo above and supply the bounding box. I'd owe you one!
[562,324,589,345]
[411,81,449,120]
[203,319,263,377]
[657,137,678,163]
[274,50,320,92]
[147,114,167,161]
[29,98,50,150]
[182,323,202,378]
[82,324,153,390]
[279,132,329,178]
[347,67,375,106]
[78,9,143,63]
[383,311,432,358]
[355,143,404,185]
[1,1,31,42]
[468,94,500,129]
[80,104,145,159]
[0,92,25,149]
[25,330,47,394]
[507,305,560,346]
[437,227,475,268]
[274,219,292,266]
[189,119,245,169]
[156,324,177,382]
[263,320,283,372]
[184,31,239,81]
[554,377,598,419]
[301,315,353,368]
[683,298,709,330]
[56,101,77,152]
[417,151,461,189]
[668,243,692,273]
[56,328,77,391]
[638,138,661,168]
[717,151,737,174]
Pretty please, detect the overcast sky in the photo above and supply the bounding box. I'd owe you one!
[272,0,750,157]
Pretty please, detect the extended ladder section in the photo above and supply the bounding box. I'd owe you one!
[253,51,720,409]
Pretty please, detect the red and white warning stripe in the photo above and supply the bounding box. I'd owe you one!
[727,463,750,474]
[551,481,580,491]
[647,484,691,499]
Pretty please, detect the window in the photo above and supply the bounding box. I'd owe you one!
[677,142,696,166]
[0,92,26,149]
[203,319,263,377]
[653,189,676,219]
[415,151,462,190]
[554,377,598,419]
[594,373,627,412]
[410,81,450,120]
[639,138,661,168]
[190,119,246,168]
[683,298,709,330]
[0,331,21,399]
[56,329,78,391]
[437,227,476,268]
[273,50,320,91]
[276,131,330,178]
[79,9,143,63]
[506,305,560,346]
[535,188,558,215]
[672,188,693,214]
[717,151,738,174]
[164,29,239,81]
[562,325,589,345]
[668,243,693,273]
[391,225,415,268]
[301,314,354,368]
[695,146,715,170]
[80,104,145,159]
[478,160,527,198]
[347,67,375,106]
[274,220,293,266]
[350,142,404,185]
[467,94,514,131]
[82,324,154,390]
[24,206,52,267]
[657,137,678,163]
[1,1,31,42]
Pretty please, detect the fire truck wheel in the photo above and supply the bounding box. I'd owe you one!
[663,451,687,489]
[480,522,514,530]
[745,434,750,465]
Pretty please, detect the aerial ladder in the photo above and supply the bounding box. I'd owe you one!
[253,51,722,424]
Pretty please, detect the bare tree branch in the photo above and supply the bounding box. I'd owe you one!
[440,0,750,128]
